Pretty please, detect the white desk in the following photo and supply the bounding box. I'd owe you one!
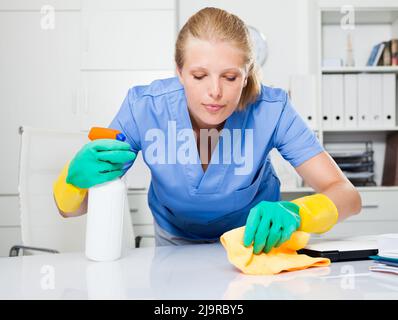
[0,243,397,300]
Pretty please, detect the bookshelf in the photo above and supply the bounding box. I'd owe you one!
[278,1,398,238]
[317,2,398,188]
[281,1,398,238]
[278,3,398,193]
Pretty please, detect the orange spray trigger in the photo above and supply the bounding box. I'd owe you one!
[88,127,126,142]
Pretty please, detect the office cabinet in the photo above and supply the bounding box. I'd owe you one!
[325,189,398,238]
[0,0,176,255]
[0,10,81,194]
[0,7,81,256]
[283,188,398,239]
[318,4,398,217]
[279,1,398,239]
[128,194,153,225]
[128,191,155,248]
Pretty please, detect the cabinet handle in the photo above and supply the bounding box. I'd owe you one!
[362,204,379,209]
[128,188,146,191]
[130,209,139,213]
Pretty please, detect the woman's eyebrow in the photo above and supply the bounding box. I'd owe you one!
[190,66,242,74]
[221,68,242,73]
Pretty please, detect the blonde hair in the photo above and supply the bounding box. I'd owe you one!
[175,7,262,110]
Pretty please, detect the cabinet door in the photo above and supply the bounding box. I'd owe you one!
[349,190,398,221]
[0,11,80,194]
[81,10,175,70]
[128,193,153,224]
[320,189,398,239]
[283,189,398,238]
[321,220,398,239]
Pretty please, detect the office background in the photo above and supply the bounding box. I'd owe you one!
[1,0,398,256]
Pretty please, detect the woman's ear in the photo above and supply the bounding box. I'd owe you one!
[243,77,248,87]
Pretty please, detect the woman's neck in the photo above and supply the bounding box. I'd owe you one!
[188,110,225,173]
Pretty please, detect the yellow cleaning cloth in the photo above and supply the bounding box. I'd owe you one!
[220,227,330,275]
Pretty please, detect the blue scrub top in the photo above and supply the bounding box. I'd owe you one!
[109,77,324,240]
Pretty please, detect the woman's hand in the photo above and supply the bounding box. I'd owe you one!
[243,201,301,254]
[66,139,136,189]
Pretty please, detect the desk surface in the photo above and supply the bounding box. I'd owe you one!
[1,243,397,300]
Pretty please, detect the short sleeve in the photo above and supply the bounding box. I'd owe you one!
[273,92,324,167]
[108,88,141,154]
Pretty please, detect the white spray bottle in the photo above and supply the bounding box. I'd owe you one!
[85,127,130,262]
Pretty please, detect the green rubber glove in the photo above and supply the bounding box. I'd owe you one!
[243,201,301,254]
[66,139,137,189]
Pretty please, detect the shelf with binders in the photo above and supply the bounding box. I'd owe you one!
[281,4,398,196]
[320,72,397,132]
[320,5,398,133]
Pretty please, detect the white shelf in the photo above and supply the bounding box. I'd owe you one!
[322,66,398,74]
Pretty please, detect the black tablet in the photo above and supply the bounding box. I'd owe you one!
[298,239,378,262]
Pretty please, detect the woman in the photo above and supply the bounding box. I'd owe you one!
[53,7,361,254]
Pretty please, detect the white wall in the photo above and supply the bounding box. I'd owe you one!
[178,0,314,90]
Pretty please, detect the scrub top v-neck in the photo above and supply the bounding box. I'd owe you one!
[109,76,324,240]
[168,86,235,196]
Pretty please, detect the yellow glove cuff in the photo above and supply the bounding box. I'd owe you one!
[53,163,87,213]
[291,193,338,234]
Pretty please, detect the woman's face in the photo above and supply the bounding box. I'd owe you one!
[177,38,248,130]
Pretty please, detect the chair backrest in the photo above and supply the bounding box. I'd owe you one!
[18,126,135,254]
